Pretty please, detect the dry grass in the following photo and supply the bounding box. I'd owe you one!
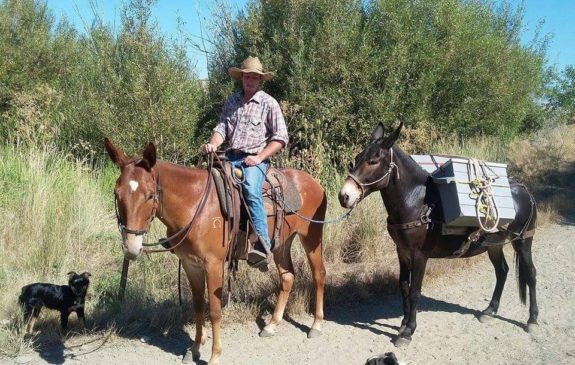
[508,123,575,217]
[400,126,509,162]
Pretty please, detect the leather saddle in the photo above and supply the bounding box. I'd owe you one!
[211,160,302,260]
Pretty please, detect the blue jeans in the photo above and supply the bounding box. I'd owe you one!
[227,153,271,251]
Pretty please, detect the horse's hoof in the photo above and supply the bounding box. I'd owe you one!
[307,328,322,339]
[525,322,538,333]
[183,348,200,364]
[393,336,411,348]
[478,314,494,323]
[259,327,275,338]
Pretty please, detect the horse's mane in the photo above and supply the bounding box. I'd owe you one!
[392,144,430,181]
[157,160,204,174]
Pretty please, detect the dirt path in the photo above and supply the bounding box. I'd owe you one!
[5,222,575,365]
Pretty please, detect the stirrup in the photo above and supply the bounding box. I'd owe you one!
[247,250,269,272]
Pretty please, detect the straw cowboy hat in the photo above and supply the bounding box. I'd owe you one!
[228,56,275,81]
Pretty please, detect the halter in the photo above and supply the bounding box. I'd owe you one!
[347,147,400,200]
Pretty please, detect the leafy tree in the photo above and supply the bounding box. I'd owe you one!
[0,0,205,162]
[547,65,575,120]
[205,0,548,172]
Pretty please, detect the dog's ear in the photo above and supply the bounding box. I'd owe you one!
[67,271,78,277]
[81,272,92,279]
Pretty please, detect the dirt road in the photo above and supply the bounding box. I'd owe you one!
[6,221,575,365]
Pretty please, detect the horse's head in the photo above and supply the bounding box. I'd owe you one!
[338,122,402,208]
[105,138,158,261]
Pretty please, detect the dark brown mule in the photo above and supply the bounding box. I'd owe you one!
[339,122,538,347]
[105,139,327,365]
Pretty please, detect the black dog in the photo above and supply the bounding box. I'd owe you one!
[365,352,403,365]
[18,271,91,335]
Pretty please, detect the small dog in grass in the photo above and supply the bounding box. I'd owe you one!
[18,271,91,335]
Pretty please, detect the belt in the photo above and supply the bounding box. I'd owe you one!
[228,150,255,156]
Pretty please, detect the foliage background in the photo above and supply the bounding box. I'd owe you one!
[2,0,567,172]
[0,0,574,356]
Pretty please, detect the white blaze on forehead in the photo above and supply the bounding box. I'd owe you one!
[340,179,362,208]
[129,180,139,192]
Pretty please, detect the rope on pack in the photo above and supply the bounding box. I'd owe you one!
[467,158,500,232]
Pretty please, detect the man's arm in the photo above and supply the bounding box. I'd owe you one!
[204,132,224,154]
[244,140,284,166]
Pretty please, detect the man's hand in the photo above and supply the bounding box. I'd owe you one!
[204,143,217,154]
[243,155,263,166]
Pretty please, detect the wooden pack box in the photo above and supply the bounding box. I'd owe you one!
[431,158,516,227]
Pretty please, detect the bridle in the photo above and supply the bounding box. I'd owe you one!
[347,147,400,201]
[114,159,162,248]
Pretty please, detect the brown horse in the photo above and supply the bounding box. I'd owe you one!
[105,139,327,365]
[338,122,538,347]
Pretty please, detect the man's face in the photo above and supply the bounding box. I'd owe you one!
[242,72,262,95]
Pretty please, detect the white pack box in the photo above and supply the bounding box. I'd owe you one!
[411,155,516,228]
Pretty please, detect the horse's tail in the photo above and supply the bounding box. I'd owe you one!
[514,251,528,305]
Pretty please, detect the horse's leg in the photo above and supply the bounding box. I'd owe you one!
[260,236,296,338]
[397,255,411,335]
[512,237,538,332]
[182,260,207,364]
[479,246,509,323]
[395,251,427,347]
[301,226,325,338]
[205,260,225,365]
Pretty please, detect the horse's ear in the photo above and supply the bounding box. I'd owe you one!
[104,138,128,167]
[140,142,157,171]
[383,121,403,148]
[370,122,385,142]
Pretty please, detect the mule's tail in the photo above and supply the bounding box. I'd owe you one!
[514,251,528,305]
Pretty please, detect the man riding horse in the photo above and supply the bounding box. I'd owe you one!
[204,56,288,270]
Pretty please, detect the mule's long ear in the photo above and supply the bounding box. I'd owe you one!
[370,122,385,142]
[383,121,403,148]
[67,271,77,277]
[81,272,92,279]
[104,138,128,167]
[140,142,157,171]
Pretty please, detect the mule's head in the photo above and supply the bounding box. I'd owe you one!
[105,138,158,261]
[338,122,402,208]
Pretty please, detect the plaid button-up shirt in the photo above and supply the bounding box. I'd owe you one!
[214,90,288,154]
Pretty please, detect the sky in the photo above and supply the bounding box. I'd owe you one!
[45,0,575,79]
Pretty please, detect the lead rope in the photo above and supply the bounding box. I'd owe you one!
[250,164,355,224]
